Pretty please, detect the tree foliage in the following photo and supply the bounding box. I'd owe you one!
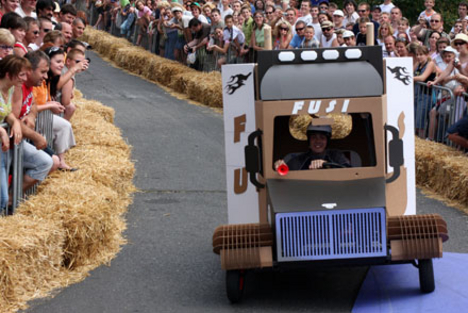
[336,0,460,32]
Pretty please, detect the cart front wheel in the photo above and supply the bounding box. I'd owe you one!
[226,270,245,303]
[418,259,435,293]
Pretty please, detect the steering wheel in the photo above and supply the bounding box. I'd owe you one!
[322,162,346,169]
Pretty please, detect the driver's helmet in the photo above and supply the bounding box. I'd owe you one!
[306,124,332,141]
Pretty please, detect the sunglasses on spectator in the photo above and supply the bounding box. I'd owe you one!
[322,27,332,31]
[33,30,39,35]
[280,27,288,31]
[295,27,304,31]
[0,45,13,50]
[43,28,51,33]
[430,20,440,23]
[396,37,407,43]
[454,41,466,46]
[358,10,367,13]
[266,11,273,15]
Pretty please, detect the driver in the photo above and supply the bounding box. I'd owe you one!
[275,124,351,171]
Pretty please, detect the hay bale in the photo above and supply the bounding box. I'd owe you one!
[415,137,468,206]
[82,28,224,108]
[0,91,136,310]
[74,98,115,123]
[0,216,65,312]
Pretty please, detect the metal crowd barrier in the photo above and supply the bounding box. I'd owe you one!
[36,110,54,149]
[0,123,24,216]
[415,82,468,149]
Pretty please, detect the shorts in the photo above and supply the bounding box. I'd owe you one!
[23,141,53,182]
[447,115,468,138]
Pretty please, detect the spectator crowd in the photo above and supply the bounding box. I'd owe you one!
[0,0,467,213]
[95,0,468,150]
[0,0,89,213]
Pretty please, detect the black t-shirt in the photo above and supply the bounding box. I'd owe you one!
[194,23,211,40]
[284,149,351,170]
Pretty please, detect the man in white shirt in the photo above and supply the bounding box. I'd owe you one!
[220,0,233,20]
[16,0,37,18]
[297,1,312,25]
[379,0,395,14]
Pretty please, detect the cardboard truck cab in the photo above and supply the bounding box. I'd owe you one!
[213,47,448,303]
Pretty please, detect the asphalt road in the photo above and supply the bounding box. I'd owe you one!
[24,51,468,313]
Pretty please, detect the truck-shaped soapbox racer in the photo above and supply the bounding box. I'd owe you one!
[213,46,448,303]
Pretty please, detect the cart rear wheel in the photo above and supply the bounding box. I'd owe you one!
[226,270,245,303]
[418,259,435,293]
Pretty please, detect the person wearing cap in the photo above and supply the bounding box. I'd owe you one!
[429,34,468,91]
[431,37,450,68]
[332,9,345,29]
[379,0,395,14]
[167,6,185,62]
[342,30,355,46]
[371,5,381,23]
[319,20,338,48]
[318,1,329,13]
[190,2,209,24]
[274,124,351,171]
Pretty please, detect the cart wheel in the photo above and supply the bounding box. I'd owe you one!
[226,270,245,303]
[418,259,435,293]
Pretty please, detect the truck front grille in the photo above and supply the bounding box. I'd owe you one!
[275,208,387,262]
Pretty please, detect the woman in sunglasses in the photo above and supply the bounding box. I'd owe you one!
[273,20,292,50]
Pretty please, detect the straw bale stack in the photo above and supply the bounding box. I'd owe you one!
[83,28,223,108]
[415,137,468,206]
[0,93,135,311]
[0,216,65,312]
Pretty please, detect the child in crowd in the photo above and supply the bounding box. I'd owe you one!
[450,20,467,40]
[300,25,319,48]
[207,15,244,66]
[59,48,86,120]
[418,0,436,23]
[396,17,410,39]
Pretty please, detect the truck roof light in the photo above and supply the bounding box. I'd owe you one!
[278,51,295,62]
[323,50,340,60]
[301,51,318,61]
[345,49,362,60]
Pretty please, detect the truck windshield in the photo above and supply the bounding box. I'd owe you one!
[273,113,377,170]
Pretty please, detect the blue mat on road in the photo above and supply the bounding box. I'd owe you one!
[353,252,468,313]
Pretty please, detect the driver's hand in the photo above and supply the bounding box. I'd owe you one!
[309,159,326,169]
[274,159,286,171]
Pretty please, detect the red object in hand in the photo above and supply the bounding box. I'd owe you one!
[277,163,289,176]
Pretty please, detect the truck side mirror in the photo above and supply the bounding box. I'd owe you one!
[245,129,265,189]
[385,124,403,184]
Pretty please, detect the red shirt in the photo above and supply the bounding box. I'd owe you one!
[20,84,34,120]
